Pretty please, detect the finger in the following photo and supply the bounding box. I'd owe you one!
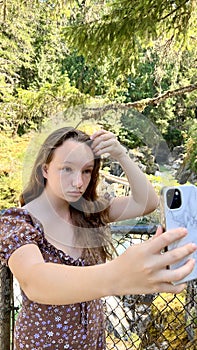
[148,227,188,253]
[161,258,195,285]
[93,139,116,154]
[91,133,115,150]
[153,225,163,239]
[156,282,187,294]
[90,129,108,140]
[91,130,116,145]
[161,243,196,267]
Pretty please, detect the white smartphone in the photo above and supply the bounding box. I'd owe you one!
[160,184,197,284]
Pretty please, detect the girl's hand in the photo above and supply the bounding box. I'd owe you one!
[110,227,197,295]
[91,128,159,220]
[152,225,163,239]
[90,129,126,160]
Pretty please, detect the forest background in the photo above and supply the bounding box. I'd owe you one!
[0,0,197,210]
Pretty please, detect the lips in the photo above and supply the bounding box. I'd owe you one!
[67,191,83,196]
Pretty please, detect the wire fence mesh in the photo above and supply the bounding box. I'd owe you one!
[0,227,197,350]
[105,229,197,350]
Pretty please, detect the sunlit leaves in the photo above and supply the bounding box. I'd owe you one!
[64,0,197,73]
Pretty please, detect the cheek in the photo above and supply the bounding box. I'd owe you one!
[85,173,92,182]
[59,173,70,185]
[84,175,92,188]
[47,170,65,188]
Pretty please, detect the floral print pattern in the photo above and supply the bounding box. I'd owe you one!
[0,208,106,349]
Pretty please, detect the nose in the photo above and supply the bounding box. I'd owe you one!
[72,171,83,188]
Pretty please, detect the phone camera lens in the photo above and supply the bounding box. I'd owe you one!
[166,188,182,209]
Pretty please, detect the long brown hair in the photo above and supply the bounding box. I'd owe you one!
[20,127,113,261]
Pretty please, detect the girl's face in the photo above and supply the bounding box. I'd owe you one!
[43,139,95,203]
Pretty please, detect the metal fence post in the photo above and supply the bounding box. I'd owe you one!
[0,264,13,350]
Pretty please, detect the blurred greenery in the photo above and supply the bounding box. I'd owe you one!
[0,133,29,209]
[0,0,196,209]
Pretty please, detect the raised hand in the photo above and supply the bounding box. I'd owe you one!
[90,129,126,160]
[110,227,197,295]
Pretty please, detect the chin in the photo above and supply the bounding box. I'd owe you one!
[68,197,84,211]
[66,195,83,203]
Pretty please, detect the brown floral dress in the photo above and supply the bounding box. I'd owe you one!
[0,208,106,350]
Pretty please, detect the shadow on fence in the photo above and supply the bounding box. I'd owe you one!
[0,226,197,350]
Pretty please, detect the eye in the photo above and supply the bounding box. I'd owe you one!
[83,168,93,175]
[61,166,72,173]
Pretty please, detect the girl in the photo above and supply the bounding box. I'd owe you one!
[0,127,196,350]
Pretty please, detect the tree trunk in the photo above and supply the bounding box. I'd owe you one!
[0,264,12,350]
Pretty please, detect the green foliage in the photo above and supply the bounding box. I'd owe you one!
[61,51,107,96]
[118,127,143,148]
[0,132,29,209]
[0,0,197,182]
[150,292,194,349]
[0,0,89,134]
[184,121,197,173]
[163,126,184,149]
[64,0,197,73]
[0,73,89,134]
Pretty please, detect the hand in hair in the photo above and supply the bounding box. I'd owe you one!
[91,129,159,220]
[90,129,126,160]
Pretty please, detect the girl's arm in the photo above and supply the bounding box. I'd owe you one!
[8,227,196,305]
[91,130,159,222]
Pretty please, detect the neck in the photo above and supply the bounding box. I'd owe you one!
[25,190,71,223]
[42,190,71,221]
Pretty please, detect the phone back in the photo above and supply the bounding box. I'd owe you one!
[160,184,197,284]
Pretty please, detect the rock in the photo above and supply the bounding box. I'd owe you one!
[168,146,185,164]
[128,147,159,175]
[164,145,197,185]
[102,146,160,176]
[104,296,131,339]
[153,140,170,164]
[176,163,197,184]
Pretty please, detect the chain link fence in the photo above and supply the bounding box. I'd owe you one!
[0,227,197,350]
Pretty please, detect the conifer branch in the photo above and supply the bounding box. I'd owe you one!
[82,83,197,120]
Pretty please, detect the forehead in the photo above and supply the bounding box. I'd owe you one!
[53,139,94,165]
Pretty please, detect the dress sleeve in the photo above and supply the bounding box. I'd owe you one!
[0,208,43,266]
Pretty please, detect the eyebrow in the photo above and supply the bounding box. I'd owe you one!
[61,161,94,167]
